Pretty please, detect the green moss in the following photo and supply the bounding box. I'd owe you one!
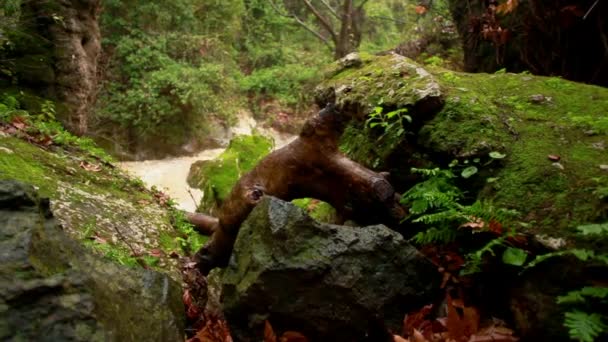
[189,134,273,212]
[291,198,337,223]
[320,55,608,241]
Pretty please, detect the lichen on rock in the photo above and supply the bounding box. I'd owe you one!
[0,180,185,341]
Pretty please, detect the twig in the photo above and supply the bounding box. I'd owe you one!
[583,0,599,20]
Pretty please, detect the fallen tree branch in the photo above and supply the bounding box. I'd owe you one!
[189,102,406,275]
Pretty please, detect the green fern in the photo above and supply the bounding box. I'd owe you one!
[557,287,608,305]
[563,310,607,342]
[577,223,608,236]
[412,227,457,244]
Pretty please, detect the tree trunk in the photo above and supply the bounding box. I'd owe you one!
[447,0,608,87]
[16,0,102,135]
[189,103,405,275]
[334,0,364,59]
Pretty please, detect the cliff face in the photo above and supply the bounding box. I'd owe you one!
[13,0,101,135]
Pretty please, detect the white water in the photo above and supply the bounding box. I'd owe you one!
[118,112,295,212]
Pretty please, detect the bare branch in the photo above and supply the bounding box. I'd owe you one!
[356,0,371,10]
[266,0,333,49]
[319,0,340,19]
[303,0,338,44]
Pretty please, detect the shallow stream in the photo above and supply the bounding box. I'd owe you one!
[118,112,295,212]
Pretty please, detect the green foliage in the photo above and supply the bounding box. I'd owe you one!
[563,311,607,342]
[402,167,519,246]
[557,287,608,305]
[240,63,321,106]
[169,208,206,255]
[0,94,114,163]
[522,222,608,341]
[365,106,411,140]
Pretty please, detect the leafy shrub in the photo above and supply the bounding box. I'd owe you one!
[240,63,321,106]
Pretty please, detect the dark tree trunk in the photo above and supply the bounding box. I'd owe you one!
[189,103,405,275]
[15,0,102,135]
[448,0,608,87]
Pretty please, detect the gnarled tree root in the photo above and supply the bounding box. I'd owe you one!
[188,104,406,275]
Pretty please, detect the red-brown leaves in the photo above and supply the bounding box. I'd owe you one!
[400,296,518,342]
[264,320,309,342]
[496,0,519,15]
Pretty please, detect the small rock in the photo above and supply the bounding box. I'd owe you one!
[600,165,608,171]
[552,162,564,170]
[547,154,560,162]
[339,52,362,68]
[529,94,546,104]
[591,141,605,150]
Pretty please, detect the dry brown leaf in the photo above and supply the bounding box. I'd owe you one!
[393,335,409,342]
[149,249,162,257]
[264,321,277,342]
[415,5,427,15]
[460,218,485,230]
[412,329,429,342]
[79,161,102,172]
[496,0,518,14]
[11,116,27,130]
[447,294,480,341]
[280,331,308,342]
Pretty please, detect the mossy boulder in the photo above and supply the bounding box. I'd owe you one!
[221,197,440,341]
[188,134,273,214]
[0,180,184,341]
[0,135,190,280]
[316,53,608,242]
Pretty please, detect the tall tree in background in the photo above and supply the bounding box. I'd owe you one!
[0,0,102,135]
[269,0,369,59]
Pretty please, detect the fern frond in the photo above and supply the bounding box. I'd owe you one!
[557,287,608,305]
[564,310,607,342]
[577,223,608,236]
[411,227,457,245]
[413,209,464,225]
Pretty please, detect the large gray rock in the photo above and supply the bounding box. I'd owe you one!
[221,197,440,341]
[0,180,185,341]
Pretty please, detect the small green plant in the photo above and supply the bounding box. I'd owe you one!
[523,222,608,342]
[365,105,411,140]
[424,55,444,67]
[169,207,207,255]
[401,167,521,273]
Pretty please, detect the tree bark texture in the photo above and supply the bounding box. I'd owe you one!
[18,0,101,135]
[189,103,405,275]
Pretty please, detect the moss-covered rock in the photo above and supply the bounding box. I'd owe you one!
[0,180,184,341]
[316,53,608,243]
[187,134,273,214]
[0,135,187,280]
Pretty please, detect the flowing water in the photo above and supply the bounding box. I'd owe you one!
[118,112,295,212]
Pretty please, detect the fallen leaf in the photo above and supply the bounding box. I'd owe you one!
[149,249,162,257]
[547,154,560,161]
[446,294,480,340]
[11,116,27,130]
[264,321,277,342]
[412,329,429,342]
[169,251,180,258]
[280,331,308,342]
[79,160,102,172]
[415,5,427,15]
[89,232,107,244]
[496,0,519,14]
[393,335,409,342]
[460,218,485,230]
[488,220,503,235]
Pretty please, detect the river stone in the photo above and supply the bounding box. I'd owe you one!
[0,180,184,341]
[221,197,440,341]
